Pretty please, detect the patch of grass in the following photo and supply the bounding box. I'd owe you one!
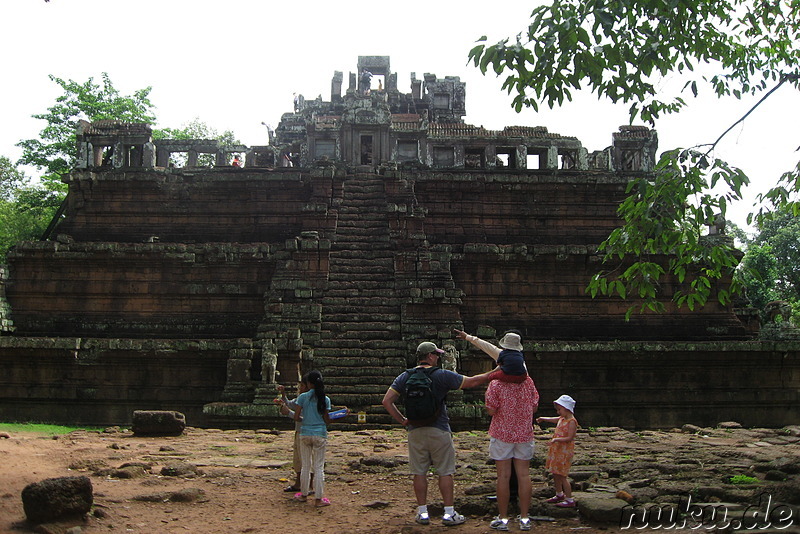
[0,422,101,436]
[728,474,759,485]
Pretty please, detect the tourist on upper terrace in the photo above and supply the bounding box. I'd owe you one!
[454,329,530,383]
[382,341,492,526]
[536,395,579,508]
[484,357,539,531]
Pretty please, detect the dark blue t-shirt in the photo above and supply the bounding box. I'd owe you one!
[390,366,465,432]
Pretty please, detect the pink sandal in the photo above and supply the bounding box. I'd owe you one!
[315,497,331,507]
[293,492,307,502]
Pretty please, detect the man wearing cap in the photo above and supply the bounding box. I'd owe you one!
[382,341,492,527]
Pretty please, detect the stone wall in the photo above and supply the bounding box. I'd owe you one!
[0,337,230,425]
[2,145,796,429]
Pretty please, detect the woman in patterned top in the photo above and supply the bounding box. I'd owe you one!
[484,360,539,531]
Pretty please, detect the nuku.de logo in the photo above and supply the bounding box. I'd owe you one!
[620,492,794,530]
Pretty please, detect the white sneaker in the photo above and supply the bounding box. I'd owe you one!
[490,516,509,531]
[442,512,466,526]
[415,512,430,525]
[519,516,532,530]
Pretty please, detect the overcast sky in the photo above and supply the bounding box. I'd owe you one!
[2,0,797,230]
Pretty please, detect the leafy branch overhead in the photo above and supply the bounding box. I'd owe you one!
[469,0,800,316]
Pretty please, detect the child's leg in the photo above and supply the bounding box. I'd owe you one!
[299,436,313,496]
[562,473,572,499]
[311,436,327,500]
[488,368,528,383]
[553,474,566,495]
[292,431,302,488]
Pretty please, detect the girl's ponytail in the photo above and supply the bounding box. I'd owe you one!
[303,370,328,415]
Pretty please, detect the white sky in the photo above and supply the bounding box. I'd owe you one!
[2,0,797,231]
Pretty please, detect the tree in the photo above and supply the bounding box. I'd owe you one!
[469,0,800,317]
[153,118,240,167]
[0,156,62,262]
[738,207,800,317]
[16,73,156,190]
[1,156,26,201]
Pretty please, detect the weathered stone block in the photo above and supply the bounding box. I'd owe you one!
[132,410,186,436]
[21,475,93,523]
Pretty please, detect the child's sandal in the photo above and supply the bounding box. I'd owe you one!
[293,492,307,502]
[315,497,331,507]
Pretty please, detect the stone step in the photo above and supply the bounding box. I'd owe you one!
[329,249,394,260]
[321,365,407,377]
[312,347,406,359]
[320,296,400,306]
[319,307,400,317]
[331,243,394,251]
[327,262,393,273]
[318,330,400,342]
[320,312,398,322]
[338,208,387,216]
[328,274,393,283]
[332,233,391,243]
[312,356,406,367]
[323,289,397,298]
[336,222,389,232]
[320,320,400,331]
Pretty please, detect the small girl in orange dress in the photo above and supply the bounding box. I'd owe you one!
[536,395,578,508]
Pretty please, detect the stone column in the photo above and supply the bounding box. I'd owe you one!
[221,346,256,402]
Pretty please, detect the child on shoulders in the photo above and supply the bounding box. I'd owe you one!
[454,329,529,383]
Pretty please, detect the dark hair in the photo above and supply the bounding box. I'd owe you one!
[302,370,327,415]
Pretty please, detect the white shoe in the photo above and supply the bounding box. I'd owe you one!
[490,516,509,531]
[442,512,466,526]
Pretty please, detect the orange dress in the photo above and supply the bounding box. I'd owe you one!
[545,416,577,476]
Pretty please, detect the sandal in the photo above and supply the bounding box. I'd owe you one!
[315,497,331,507]
[284,485,300,492]
[293,492,307,502]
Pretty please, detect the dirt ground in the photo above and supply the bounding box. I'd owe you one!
[0,424,796,534]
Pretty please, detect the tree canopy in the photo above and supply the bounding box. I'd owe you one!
[16,73,156,190]
[3,74,239,263]
[469,0,800,317]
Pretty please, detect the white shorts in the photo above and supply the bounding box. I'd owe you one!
[489,437,534,461]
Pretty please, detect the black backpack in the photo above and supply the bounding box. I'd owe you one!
[403,366,441,426]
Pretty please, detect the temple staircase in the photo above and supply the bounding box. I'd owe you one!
[315,167,406,424]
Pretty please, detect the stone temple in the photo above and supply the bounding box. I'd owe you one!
[0,56,797,429]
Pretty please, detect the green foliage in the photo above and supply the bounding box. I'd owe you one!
[469,0,800,316]
[16,73,155,189]
[153,118,240,167]
[0,156,26,201]
[0,422,102,436]
[0,157,62,262]
[737,205,800,322]
[587,149,746,318]
[728,474,759,485]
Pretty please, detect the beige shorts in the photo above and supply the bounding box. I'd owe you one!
[489,437,535,461]
[408,426,456,476]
